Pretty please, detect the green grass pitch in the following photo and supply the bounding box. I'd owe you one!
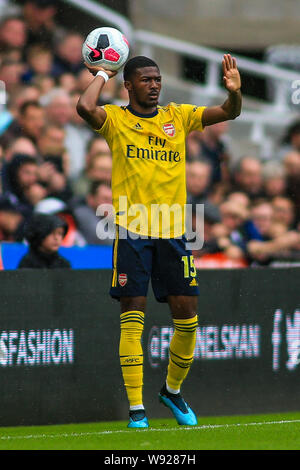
[1,412,300,450]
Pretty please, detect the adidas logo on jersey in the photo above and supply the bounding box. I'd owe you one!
[189,278,198,287]
[134,123,143,130]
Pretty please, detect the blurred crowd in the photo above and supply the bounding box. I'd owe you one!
[0,0,300,268]
[186,120,300,267]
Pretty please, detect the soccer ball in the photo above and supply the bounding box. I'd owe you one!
[82,27,129,71]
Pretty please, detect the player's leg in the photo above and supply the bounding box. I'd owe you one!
[119,296,148,428]
[110,230,153,428]
[152,238,199,425]
[165,295,198,392]
[158,295,198,425]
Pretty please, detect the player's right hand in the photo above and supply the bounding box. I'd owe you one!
[84,62,118,78]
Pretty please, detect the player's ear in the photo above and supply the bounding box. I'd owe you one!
[124,80,132,91]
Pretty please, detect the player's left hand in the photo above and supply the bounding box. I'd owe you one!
[84,62,118,78]
[222,54,241,93]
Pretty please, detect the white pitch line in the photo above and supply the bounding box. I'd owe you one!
[1,419,300,441]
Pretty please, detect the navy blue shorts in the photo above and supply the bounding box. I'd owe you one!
[110,227,199,303]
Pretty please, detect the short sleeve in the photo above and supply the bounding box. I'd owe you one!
[180,104,206,134]
[93,104,115,139]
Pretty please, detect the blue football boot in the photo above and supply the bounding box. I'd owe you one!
[159,384,198,426]
[127,409,149,428]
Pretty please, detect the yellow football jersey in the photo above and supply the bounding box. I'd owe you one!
[95,102,206,237]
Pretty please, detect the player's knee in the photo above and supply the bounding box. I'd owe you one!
[168,295,198,319]
[120,296,146,313]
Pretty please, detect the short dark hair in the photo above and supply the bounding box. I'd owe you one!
[89,180,111,196]
[123,56,159,81]
[19,100,42,116]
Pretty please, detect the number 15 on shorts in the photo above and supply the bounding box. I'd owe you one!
[181,255,197,278]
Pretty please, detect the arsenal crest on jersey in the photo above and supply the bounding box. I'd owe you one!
[163,123,175,137]
[118,273,127,286]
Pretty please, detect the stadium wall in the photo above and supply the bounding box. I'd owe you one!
[130,0,300,48]
[0,268,299,426]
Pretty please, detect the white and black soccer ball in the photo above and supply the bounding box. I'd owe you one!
[82,27,129,71]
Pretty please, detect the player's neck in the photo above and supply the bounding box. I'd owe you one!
[127,101,158,117]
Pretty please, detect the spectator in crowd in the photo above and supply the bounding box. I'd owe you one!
[247,229,300,266]
[75,68,94,94]
[0,59,24,97]
[2,138,70,213]
[186,130,203,161]
[0,100,45,148]
[262,160,287,198]
[72,180,114,245]
[3,136,38,162]
[18,212,71,268]
[37,123,70,174]
[10,84,41,110]
[72,151,112,197]
[198,121,231,188]
[18,100,46,144]
[226,191,250,210]
[22,0,64,51]
[286,121,300,153]
[37,123,66,160]
[33,74,55,96]
[271,196,296,230]
[250,199,274,240]
[37,153,73,203]
[278,119,300,158]
[231,156,264,200]
[22,43,54,83]
[58,72,77,94]
[190,198,221,256]
[283,151,300,222]
[34,197,86,246]
[64,91,93,180]
[0,84,41,138]
[186,159,212,204]
[40,87,72,127]
[74,136,112,187]
[85,135,111,163]
[268,221,289,240]
[284,151,300,178]
[2,153,38,218]
[209,198,262,261]
[52,31,85,77]
[187,122,232,203]
[0,15,27,56]
[0,194,23,241]
[37,158,72,202]
[247,197,299,265]
[23,181,48,207]
[36,124,73,202]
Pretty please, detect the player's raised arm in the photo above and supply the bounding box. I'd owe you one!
[202,54,242,127]
[76,63,117,129]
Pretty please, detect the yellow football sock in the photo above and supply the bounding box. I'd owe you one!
[119,311,144,408]
[166,315,198,392]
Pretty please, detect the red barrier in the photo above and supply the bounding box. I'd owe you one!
[194,252,248,268]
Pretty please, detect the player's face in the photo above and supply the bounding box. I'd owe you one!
[126,66,162,109]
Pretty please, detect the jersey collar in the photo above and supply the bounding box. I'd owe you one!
[126,105,158,118]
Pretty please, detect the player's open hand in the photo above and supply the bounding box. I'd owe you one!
[222,54,241,93]
[84,62,118,78]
